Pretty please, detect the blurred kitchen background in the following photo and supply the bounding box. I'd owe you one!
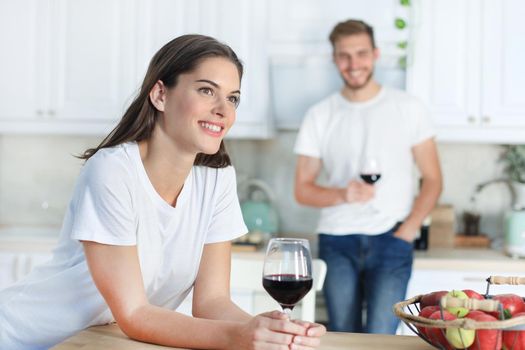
[2,0,525,329]
[1,0,522,242]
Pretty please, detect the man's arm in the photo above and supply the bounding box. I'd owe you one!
[395,138,443,242]
[294,155,374,207]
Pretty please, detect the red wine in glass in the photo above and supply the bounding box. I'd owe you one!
[359,156,381,213]
[262,238,313,315]
[360,156,381,185]
[262,274,313,310]
[360,173,381,184]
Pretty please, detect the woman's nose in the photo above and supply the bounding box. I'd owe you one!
[212,98,228,118]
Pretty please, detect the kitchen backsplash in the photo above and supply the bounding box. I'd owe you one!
[0,134,509,240]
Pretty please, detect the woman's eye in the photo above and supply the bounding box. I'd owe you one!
[228,95,240,107]
[199,87,213,96]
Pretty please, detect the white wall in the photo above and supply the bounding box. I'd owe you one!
[0,134,510,241]
[0,135,101,227]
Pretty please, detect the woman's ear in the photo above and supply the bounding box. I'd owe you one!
[149,80,167,112]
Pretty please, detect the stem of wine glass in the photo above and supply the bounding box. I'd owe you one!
[282,307,293,319]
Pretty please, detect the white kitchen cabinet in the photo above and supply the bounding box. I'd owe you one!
[0,0,138,135]
[0,0,272,138]
[407,0,525,143]
[0,0,42,126]
[200,0,272,139]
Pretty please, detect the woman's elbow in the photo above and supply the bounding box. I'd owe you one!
[114,305,150,341]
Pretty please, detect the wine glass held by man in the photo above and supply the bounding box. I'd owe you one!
[360,155,382,185]
[0,35,325,350]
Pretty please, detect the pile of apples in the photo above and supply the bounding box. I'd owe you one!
[416,289,525,349]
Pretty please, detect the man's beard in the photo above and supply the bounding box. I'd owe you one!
[343,70,373,90]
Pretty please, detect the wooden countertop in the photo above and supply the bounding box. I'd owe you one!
[412,248,525,271]
[1,228,523,271]
[51,324,435,350]
[232,248,525,272]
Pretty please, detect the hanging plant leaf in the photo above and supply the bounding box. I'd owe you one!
[397,41,408,49]
[400,0,411,6]
[395,18,406,29]
[398,56,407,69]
[501,145,525,183]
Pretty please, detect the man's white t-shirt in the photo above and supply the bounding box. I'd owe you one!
[0,142,247,350]
[294,87,434,235]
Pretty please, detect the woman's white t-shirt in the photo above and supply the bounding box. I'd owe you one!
[0,142,247,350]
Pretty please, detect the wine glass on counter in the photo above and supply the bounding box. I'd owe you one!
[262,238,313,316]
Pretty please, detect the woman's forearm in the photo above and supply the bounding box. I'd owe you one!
[192,296,252,322]
[120,303,239,350]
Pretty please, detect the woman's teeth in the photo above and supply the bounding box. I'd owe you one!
[200,122,221,132]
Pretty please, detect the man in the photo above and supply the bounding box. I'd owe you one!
[293,19,442,334]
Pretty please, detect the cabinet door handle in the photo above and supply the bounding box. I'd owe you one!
[482,116,491,124]
[48,110,56,117]
[468,116,476,124]
[36,110,44,116]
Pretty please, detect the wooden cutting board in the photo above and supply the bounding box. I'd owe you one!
[454,234,491,248]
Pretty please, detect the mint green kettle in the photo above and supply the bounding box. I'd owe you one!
[240,179,279,236]
[504,210,525,258]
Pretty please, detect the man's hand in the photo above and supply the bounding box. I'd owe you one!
[342,180,375,203]
[394,221,420,243]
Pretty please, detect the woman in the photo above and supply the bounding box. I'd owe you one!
[0,34,325,350]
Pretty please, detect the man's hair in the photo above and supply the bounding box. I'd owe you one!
[329,19,376,48]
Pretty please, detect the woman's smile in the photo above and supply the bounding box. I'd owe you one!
[199,120,224,137]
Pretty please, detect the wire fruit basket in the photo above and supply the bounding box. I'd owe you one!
[393,276,525,350]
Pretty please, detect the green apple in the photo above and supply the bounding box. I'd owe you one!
[445,327,475,348]
[445,290,469,317]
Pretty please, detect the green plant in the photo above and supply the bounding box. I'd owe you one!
[501,145,525,183]
[395,0,412,69]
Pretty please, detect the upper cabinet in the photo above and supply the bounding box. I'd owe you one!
[407,0,525,143]
[0,0,137,135]
[186,0,272,139]
[0,0,272,138]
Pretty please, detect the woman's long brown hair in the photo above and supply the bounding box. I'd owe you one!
[79,34,243,168]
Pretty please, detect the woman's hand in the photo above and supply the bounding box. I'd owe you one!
[229,311,315,350]
[289,319,326,350]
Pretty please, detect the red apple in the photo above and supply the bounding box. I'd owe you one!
[420,290,449,309]
[463,289,485,300]
[427,310,456,350]
[417,305,440,340]
[466,310,502,350]
[503,312,525,350]
[489,294,525,320]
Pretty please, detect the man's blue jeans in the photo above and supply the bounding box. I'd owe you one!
[318,227,413,334]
